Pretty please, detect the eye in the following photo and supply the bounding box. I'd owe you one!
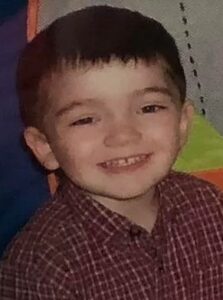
[70,117,96,126]
[141,105,167,113]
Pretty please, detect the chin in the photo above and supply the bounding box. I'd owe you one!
[98,186,150,201]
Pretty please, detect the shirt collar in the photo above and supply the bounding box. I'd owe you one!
[55,172,179,246]
[56,179,131,245]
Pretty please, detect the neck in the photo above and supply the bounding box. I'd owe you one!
[91,188,159,233]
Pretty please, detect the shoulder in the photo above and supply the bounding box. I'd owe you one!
[161,171,222,205]
[159,171,222,230]
[160,172,223,234]
[1,190,84,283]
[160,172,223,264]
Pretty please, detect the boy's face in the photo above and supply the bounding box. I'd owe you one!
[26,59,193,201]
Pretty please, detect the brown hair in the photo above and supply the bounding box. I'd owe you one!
[17,5,186,129]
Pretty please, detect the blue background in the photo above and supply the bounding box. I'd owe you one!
[0,0,49,256]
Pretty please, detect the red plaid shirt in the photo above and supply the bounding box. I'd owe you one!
[0,172,223,299]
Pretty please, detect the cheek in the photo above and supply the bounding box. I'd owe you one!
[144,117,181,149]
[75,132,102,157]
[58,131,102,164]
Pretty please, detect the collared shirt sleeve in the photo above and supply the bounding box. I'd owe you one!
[0,234,80,300]
[0,261,76,300]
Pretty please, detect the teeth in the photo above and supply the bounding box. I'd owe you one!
[103,155,147,168]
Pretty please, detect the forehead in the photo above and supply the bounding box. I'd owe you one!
[43,59,179,112]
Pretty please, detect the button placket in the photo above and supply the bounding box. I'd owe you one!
[129,225,142,242]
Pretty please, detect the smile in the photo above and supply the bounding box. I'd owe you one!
[98,154,151,173]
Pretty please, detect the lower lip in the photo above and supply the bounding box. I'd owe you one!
[98,155,152,174]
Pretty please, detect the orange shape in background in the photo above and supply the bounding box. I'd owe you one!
[192,169,223,190]
[27,0,40,41]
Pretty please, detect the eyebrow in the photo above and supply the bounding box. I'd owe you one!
[55,86,173,118]
[55,98,97,118]
[132,86,172,97]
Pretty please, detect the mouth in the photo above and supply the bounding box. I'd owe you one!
[98,153,152,174]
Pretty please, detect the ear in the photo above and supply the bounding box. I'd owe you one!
[24,127,59,171]
[179,99,195,149]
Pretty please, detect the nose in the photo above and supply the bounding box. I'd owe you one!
[104,119,142,148]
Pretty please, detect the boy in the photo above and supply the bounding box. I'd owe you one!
[0,5,222,299]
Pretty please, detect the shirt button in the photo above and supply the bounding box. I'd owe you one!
[129,226,142,240]
[158,262,164,272]
[150,246,158,258]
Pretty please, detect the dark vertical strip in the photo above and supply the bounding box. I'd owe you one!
[179,2,206,115]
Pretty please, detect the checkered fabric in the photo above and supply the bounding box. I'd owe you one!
[0,172,222,299]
